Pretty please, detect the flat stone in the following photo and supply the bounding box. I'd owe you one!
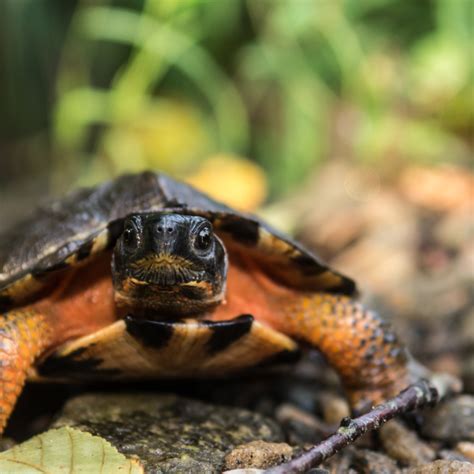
[420,396,474,442]
[53,393,284,473]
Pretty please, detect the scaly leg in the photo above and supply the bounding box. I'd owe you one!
[278,293,411,412]
[0,309,52,433]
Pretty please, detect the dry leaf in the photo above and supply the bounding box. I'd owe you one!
[186,154,267,211]
[0,427,144,474]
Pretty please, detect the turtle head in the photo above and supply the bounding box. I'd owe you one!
[112,213,227,316]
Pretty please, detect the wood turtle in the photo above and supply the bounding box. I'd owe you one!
[0,172,415,432]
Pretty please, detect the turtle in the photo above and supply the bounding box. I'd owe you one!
[0,171,414,433]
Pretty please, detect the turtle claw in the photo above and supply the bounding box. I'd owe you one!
[406,359,462,401]
[347,358,462,416]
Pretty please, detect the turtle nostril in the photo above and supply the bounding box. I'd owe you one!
[155,217,179,237]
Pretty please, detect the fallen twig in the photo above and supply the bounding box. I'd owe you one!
[265,379,441,474]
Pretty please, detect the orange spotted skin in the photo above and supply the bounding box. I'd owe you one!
[0,309,52,432]
[0,256,120,432]
[276,294,409,411]
[212,251,410,411]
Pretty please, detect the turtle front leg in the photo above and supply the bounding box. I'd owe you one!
[278,293,411,412]
[0,308,52,433]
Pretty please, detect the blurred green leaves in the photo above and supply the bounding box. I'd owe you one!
[1,0,471,198]
[54,2,249,184]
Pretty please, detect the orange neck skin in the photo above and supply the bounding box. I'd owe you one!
[209,254,295,325]
[34,255,122,352]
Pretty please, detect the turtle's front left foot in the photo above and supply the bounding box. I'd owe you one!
[276,293,461,413]
[348,363,461,414]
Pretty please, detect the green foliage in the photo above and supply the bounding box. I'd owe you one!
[0,0,471,197]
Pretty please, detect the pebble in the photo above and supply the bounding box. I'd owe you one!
[223,470,264,474]
[224,440,293,470]
[421,396,474,442]
[350,449,399,473]
[438,449,472,463]
[462,354,474,394]
[0,438,15,452]
[275,403,329,444]
[403,460,474,473]
[455,442,474,462]
[319,393,350,425]
[379,420,435,466]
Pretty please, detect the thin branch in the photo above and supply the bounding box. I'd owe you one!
[265,379,440,474]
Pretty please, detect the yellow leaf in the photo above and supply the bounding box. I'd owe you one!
[0,427,144,474]
[186,154,267,212]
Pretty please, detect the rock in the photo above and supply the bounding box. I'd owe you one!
[398,166,474,212]
[350,449,400,473]
[275,403,329,444]
[319,393,350,425]
[462,352,474,394]
[420,396,474,442]
[0,437,15,452]
[223,470,265,474]
[455,442,474,462]
[224,440,293,470]
[379,420,435,466]
[438,449,472,463]
[53,393,284,473]
[403,460,474,473]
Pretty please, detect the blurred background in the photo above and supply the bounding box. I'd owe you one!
[1,0,472,211]
[0,0,473,386]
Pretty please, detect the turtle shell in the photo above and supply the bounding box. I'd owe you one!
[0,172,356,309]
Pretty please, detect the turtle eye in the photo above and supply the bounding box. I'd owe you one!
[195,225,213,252]
[123,226,139,250]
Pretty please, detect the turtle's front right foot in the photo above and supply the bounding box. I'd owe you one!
[0,309,51,434]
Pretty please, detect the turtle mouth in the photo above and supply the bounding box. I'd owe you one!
[115,276,219,316]
[126,271,208,288]
[122,276,211,292]
[127,254,207,288]
[113,251,223,315]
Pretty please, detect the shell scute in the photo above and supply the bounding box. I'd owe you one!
[0,172,356,302]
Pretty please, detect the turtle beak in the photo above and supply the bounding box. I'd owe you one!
[128,254,205,288]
